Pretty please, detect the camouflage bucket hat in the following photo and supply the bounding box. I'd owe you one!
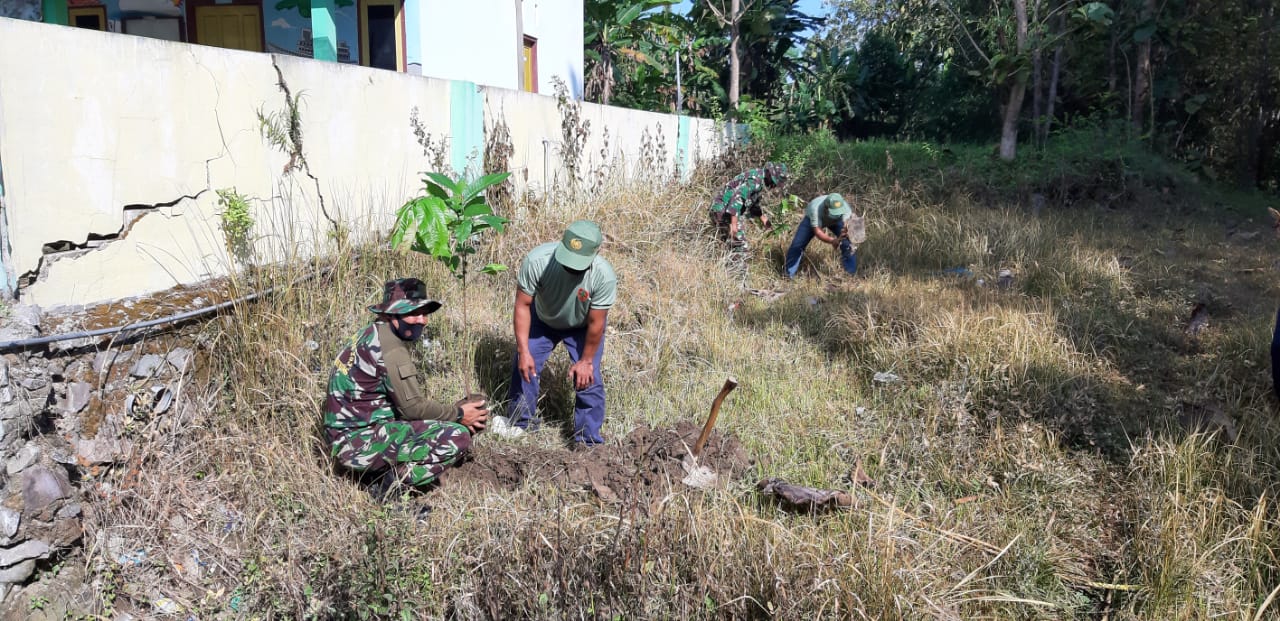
[764,162,789,186]
[367,278,443,316]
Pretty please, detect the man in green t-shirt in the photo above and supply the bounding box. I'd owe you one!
[492,220,618,446]
[783,193,859,279]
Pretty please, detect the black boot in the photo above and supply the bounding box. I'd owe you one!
[365,469,399,503]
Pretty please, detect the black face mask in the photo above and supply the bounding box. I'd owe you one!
[562,265,588,276]
[391,318,425,342]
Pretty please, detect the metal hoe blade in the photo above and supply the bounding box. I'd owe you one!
[682,377,739,489]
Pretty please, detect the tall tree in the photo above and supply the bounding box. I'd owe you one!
[1131,0,1157,135]
[998,0,1030,160]
[698,0,758,113]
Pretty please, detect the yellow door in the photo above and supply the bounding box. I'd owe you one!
[195,5,263,53]
[522,40,536,92]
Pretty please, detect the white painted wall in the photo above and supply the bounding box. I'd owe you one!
[415,0,582,96]
[416,0,519,90]
[0,17,725,308]
[522,0,585,97]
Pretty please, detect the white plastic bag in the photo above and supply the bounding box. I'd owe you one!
[844,214,867,244]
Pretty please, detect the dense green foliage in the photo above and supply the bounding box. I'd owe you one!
[585,0,1280,190]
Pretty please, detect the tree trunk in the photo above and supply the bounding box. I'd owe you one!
[1259,2,1278,187]
[1031,0,1043,146]
[999,0,1029,161]
[1241,0,1276,187]
[1032,47,1043,147]
[1107,26,1117,94]
[602,50,613,106]
[729,0,741,114]
[1001,77,1029,161]
[1045,42,1063,142]
[1132,0,1155,135]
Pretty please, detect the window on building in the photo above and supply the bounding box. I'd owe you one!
[360,0,404,72]
[522,35,538,93]
[68,6,107,31]
[124,17,184,42]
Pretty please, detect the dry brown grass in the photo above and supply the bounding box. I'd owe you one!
[88,158,1280,620]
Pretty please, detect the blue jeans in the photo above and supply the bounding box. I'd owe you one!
[784,216,858,278]
[507,310,607,444]
[1271,306,1280,400]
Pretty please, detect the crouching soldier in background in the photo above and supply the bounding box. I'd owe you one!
[708,162,789,253]
[783,193,861,279]
[323,278,489,502]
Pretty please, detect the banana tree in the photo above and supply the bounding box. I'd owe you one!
[585,0,677,105]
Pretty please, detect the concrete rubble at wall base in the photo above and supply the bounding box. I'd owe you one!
[0,294,204,617]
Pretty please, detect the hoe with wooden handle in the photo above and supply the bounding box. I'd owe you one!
[682,377,738,488]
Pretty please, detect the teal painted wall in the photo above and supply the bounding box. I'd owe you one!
[268,0,358,63]
[677,115,692,181]
[449,81,483,178]
[0,157,11,299]
[311,0,338,62]
[40,0,66,24]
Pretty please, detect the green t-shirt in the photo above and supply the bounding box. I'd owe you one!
[805,195,847,229]
[517,242,618,330]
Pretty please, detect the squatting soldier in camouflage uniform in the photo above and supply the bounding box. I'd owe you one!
[324,278,489,497]
[708,161,789,250]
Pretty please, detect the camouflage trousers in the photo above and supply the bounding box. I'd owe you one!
[328,420,472,487]
[708,211,748,246]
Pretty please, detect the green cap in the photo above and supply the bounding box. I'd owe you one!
[824,194,851,217]
[554,220,602,271]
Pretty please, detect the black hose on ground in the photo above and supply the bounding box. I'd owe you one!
[0,269,325,353]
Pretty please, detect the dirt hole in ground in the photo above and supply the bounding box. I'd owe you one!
[438,423,754,503]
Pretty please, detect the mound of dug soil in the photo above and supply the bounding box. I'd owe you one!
[439,422,754,503]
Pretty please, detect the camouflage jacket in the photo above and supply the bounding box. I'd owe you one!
[323,321,454,431]
[710,168,767,221]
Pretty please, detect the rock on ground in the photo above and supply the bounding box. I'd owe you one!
[128,354,165,379]
[4,444,38,476]
[21,467,70,520]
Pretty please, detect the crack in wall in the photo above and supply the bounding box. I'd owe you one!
[15,190,209,296]
[266,56,340,236]
[12,52,235,301]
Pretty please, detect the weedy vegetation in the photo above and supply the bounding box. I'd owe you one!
[92,131,1280,619]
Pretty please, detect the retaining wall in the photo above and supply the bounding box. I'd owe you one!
[0,17,734,308]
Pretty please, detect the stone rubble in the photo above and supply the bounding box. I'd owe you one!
[0,304,201,607]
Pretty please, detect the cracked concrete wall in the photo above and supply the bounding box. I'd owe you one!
[0,18,444,307]
[0,20,279,306]
[0,17,729,309]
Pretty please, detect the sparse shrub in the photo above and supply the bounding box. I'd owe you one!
[554,77,590,196]
[216,188,255,266]
[411,107,451,174]
[483,115,516,212]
